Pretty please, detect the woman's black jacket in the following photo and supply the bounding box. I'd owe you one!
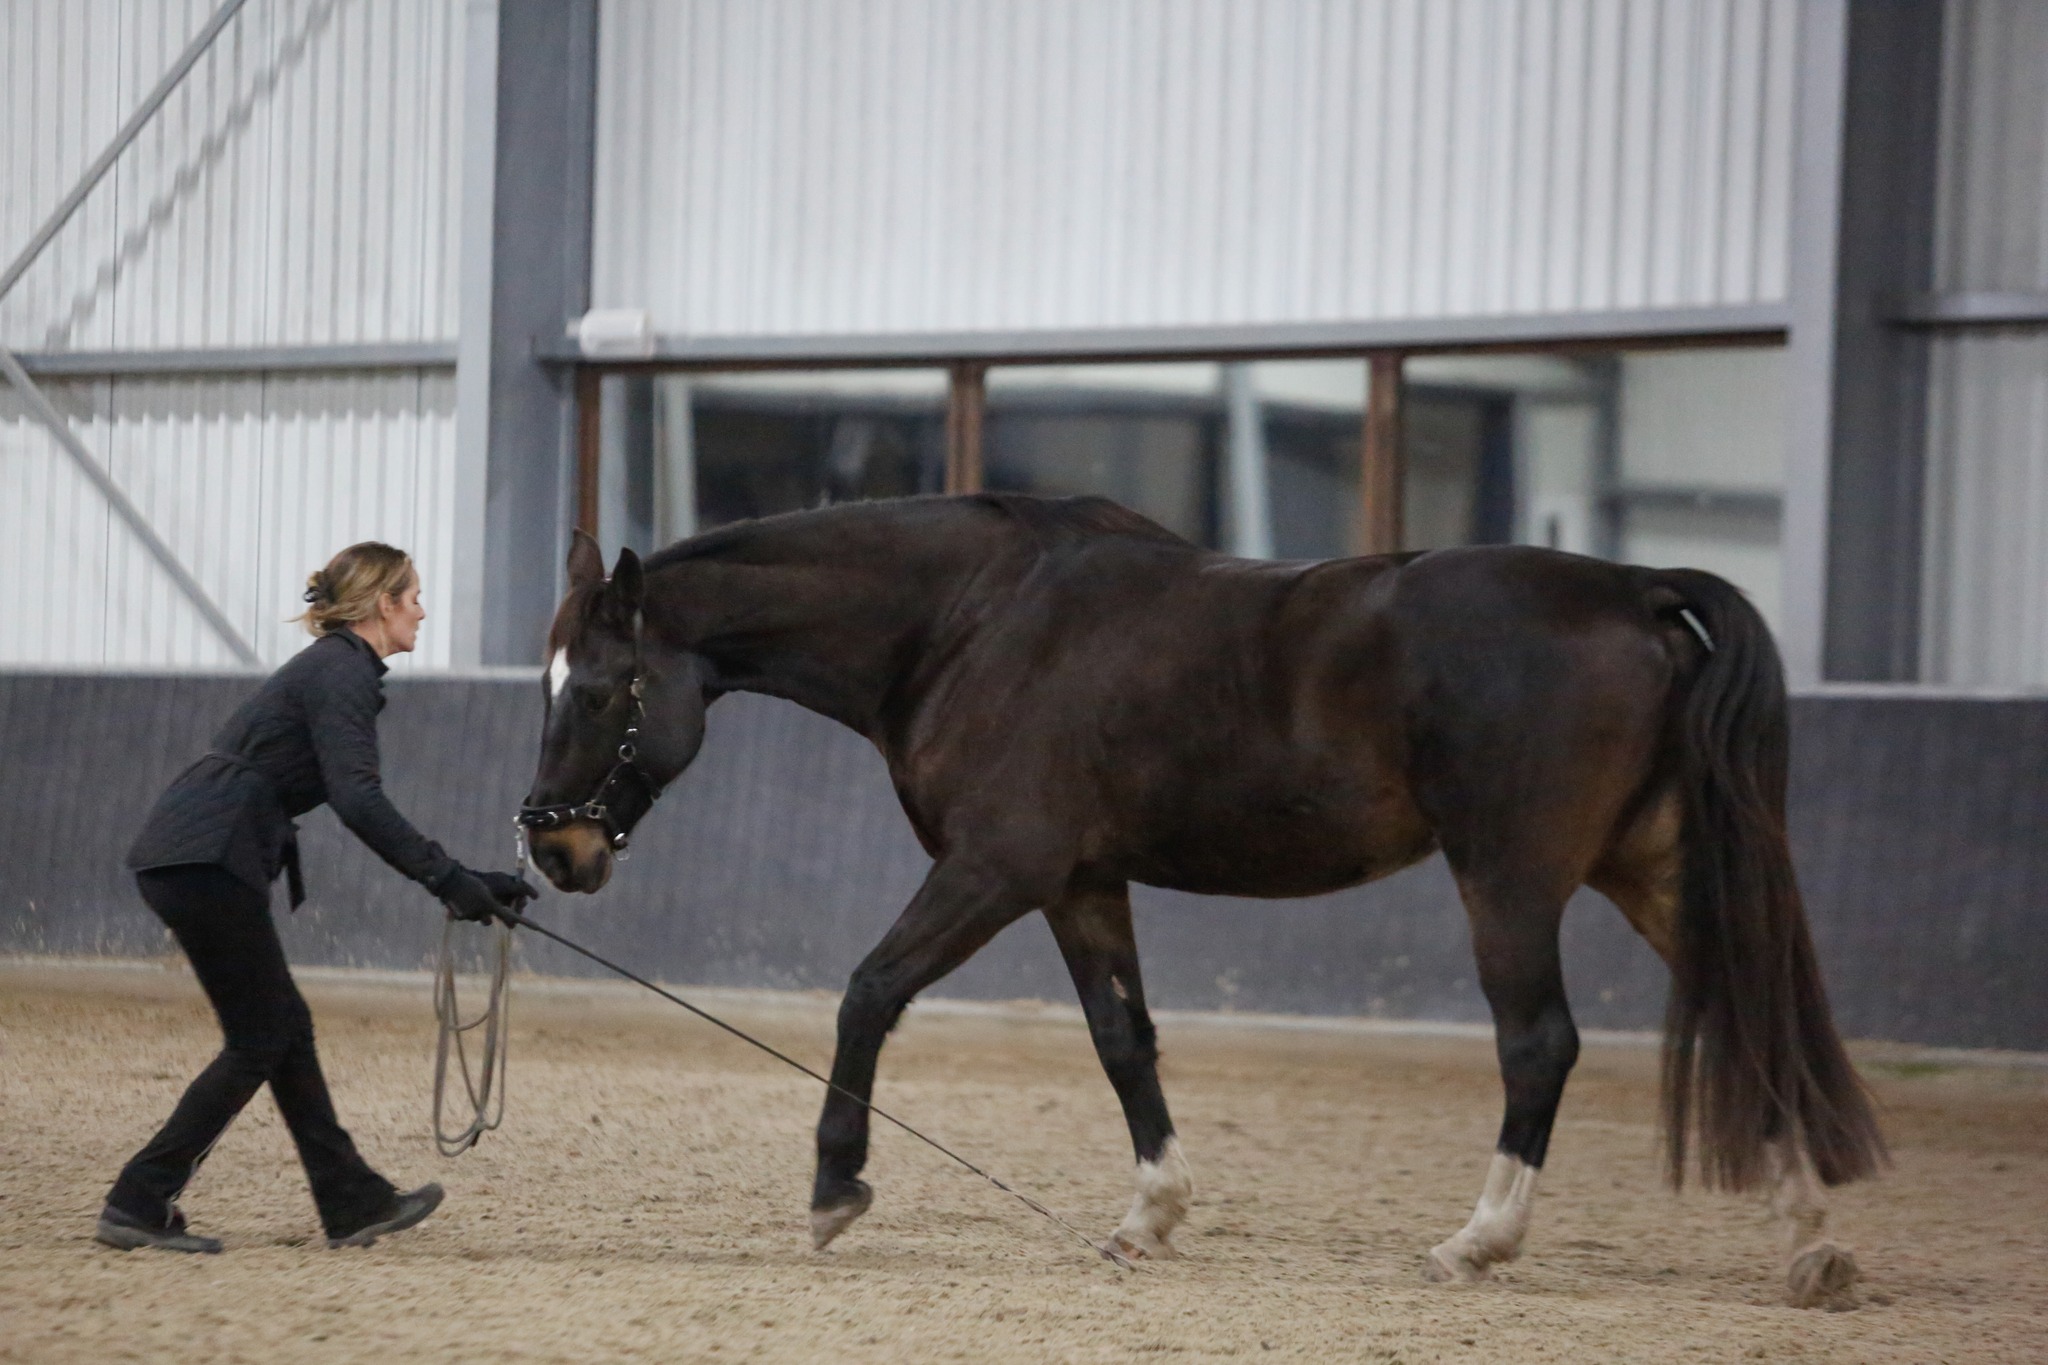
[127,629,459,903]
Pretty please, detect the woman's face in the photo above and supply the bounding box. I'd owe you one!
[379,578,426,655]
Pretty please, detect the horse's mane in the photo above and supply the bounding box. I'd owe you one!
[972,492,1189,548]
[642,493,1189,574]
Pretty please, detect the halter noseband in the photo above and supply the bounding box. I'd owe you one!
[517,614,667,852]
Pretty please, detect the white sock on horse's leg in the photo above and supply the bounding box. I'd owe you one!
[1768,1137,1828,1255]
[1107,1136,1192,1260]
[1425,1152,1540,1282]
[1769,1137,1859,1307]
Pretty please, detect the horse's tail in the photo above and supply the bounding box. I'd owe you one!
[1650,569,1886,1193]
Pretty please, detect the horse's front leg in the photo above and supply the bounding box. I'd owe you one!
[1043,874,1190,1261]
[810,857,1040,1249]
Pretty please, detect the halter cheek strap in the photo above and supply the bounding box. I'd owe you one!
[517,615,668,850]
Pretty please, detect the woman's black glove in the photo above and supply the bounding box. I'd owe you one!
[438,867,515,924]
[479,870,540,915]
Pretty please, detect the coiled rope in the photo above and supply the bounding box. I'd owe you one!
[430,844,1131,1269]
[431,912,512,1156]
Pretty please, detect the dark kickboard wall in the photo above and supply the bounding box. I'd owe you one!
[1,672,2042,1050]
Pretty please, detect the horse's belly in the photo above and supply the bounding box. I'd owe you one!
[1118,796,1437,899]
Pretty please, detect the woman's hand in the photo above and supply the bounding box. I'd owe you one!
[479,871,540,914]
[439,868,511,923]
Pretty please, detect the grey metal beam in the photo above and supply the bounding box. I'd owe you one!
[1586,356,1624,562]
[449,0,501,671]
[15,342,457,379]
[1781,0,1852,689]
[0,348,258,666]
[0,0,252,304]
[655,380,699,543]
[1892,292,2048,328]
[1603,487,1783,520]
[1784,0,1945,686]
[1220,364,1274,559]
[534,304,1791,372]
[459,0,600,667]
[1826,2,1945,683]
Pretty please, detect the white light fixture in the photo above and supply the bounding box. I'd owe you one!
[571,308,656,358]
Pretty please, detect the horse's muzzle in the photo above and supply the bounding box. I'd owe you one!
[527,823,615,893]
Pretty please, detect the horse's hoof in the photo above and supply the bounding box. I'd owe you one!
[1105,1228,1176,1262]
[1422,1240,1489,1284]
[809,1181,873,1250]
[1787,1242,1859,1309]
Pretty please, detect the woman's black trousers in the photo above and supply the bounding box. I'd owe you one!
[105,866,396,1236]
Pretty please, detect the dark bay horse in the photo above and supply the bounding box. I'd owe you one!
[521,493,1883,1305]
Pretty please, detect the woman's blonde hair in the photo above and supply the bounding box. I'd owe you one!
[297,542,416,636]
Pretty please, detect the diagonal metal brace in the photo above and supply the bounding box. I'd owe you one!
[0,347,259,665]
[0,0,260,667]
[0,0,253,305]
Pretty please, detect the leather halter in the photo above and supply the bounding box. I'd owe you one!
[517,613,667,852]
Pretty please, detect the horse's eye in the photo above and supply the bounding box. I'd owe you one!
[573,685,611,717]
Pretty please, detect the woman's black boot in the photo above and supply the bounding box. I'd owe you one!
[94,1204,223,1254]
[326,1182,445,1248]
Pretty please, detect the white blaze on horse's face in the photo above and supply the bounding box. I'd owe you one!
[547,648,571,704]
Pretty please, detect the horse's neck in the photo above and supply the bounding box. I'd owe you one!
[648,533,972,735]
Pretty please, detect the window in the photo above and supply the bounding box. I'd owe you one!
[590,346,1787,640]
[594,369,949,556]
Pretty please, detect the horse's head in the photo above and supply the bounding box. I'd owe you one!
[521,531,709,892]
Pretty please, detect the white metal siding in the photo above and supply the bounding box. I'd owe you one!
[1,1,465,671]
[1,0,463,352]
[593,0,1797,336]
[1920,0,2048,688]
[0,371,458,670]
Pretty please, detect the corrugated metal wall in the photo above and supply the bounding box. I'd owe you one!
[0,0,463,351]
[592,0,1797,336]
[1921,0,2048,688]
[0,372,458,669]
[0,0,464,670]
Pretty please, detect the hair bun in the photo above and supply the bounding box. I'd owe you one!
[293,542,411,637]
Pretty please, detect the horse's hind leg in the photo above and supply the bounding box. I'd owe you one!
[1589,798,1858,1307]
[1425,874,1579,1283]
[810,857,1039,1250]
[1769,1136,1860,1307]
[1586,789,1683,968]
[1043,875,1190,1261]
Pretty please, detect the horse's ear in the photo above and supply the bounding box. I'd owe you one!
[566,529,605,589]
[610,547,644,612]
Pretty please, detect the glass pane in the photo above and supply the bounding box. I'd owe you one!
[1247,360,1365,559]
[1402,354,1595,553]
[984,360,1371,557]
[598,369,950,556]
[1612,349,1785,635]
[1409,347,1786,633]
[984,364,1224,547]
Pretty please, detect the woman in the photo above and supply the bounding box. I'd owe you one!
[97,542,534,1254]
